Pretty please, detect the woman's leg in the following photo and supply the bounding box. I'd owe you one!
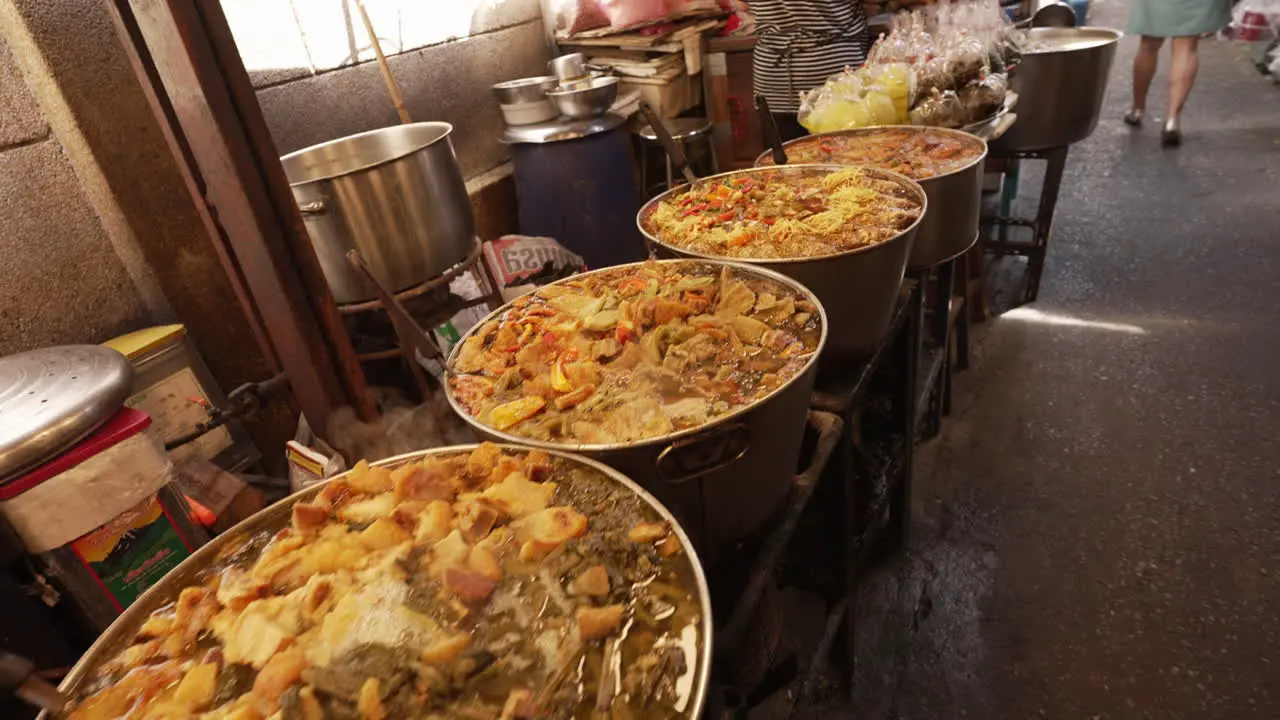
[1166,35,1201,121]
[1131,35,1165,114]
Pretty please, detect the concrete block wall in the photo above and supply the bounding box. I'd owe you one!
[223,0,550,178]
[0,0,291,458]
[0,33,152,356]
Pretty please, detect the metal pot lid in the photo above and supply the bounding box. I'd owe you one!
[501,112,626,144]
[0,345,134,483]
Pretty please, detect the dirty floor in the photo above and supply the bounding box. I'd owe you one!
[848,3,1280,719]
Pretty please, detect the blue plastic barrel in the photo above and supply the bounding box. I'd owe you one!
[1069,0,1089,25]
[510,127,647,270]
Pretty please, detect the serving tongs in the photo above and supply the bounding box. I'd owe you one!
[637,100,698,185]
[754,94,789,166]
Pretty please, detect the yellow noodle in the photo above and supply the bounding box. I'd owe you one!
[647,166,920,259]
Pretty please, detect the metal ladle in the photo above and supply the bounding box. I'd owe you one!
[754,94,789,166]
[637,100,698,185]
[345,250,444,367]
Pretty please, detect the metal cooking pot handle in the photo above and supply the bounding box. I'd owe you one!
[715,411,843,655]
[297,199,327,215]
[655,423,750,485]
[984,113,1018,142]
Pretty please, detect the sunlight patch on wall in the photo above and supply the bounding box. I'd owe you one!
[224,0,522,76]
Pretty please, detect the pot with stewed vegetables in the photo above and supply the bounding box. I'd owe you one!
[444,260,826,557]
[637,165,925,361]
[754,126,988,269]
[53,444,711,720]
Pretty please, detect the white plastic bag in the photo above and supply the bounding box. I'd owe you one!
[1232,0,1280,41]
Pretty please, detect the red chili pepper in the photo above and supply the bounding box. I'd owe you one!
[616,322,636,344]
[762,217,777,225]
[682,202,710,218]
[716,211,735,222]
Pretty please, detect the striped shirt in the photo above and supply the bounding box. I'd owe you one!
[751,0,871,113]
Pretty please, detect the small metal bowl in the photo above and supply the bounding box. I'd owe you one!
[492,76,557,105]
[549,53,588,85]
[545,76,620,120]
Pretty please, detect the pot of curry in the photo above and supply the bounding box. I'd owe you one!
[445,260,826,558]
[637,166,925,361]
[50,443,712,720]
[753,126,988,269]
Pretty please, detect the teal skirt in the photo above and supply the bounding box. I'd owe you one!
[1129,0,1231,37]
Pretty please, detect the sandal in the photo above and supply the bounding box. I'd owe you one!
[1123,109,1144,127]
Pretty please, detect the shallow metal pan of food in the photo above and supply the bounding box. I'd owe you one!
[638,167,924,360]
[753,127,985,269]
[48,444,713,719]
[444,259,828,559]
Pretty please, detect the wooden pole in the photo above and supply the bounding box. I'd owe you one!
[355,0,412,125]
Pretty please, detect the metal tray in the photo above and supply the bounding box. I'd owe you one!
[48,444,714,719]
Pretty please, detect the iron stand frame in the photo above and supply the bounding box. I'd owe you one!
[704,280,930,717]
[982,145,1071,305]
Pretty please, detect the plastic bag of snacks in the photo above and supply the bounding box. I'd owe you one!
[797,43,913,133]
[799,65,911,133]
[909,87,965,127]
[798,0,1011,132]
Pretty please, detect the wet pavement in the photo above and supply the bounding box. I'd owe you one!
[848,2,1280,719]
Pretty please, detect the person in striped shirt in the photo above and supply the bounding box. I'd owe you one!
[751,0,871,141]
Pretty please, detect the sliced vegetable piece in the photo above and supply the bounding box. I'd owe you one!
[489,396,547,431]
[577,604,625,641]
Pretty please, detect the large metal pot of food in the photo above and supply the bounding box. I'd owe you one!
[445,260,827,558]
[50,443,712,720]
[637,165,925,361]
[280,122,475,304]
[754,126,987,269]
[993,27,1122,152]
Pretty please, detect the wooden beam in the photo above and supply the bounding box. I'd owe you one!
[193,0,376,422]
[98,0,277,375]
[102,0,376,427]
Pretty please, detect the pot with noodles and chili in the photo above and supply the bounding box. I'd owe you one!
[54,443,712,720]
[754,126,987,269]
[444,260,827,558]
[637,165,926,361]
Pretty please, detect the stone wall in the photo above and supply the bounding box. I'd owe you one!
[0,0,289,457]
[0,0,542,457]
[223,0,551,178]
[0,31,153,356]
